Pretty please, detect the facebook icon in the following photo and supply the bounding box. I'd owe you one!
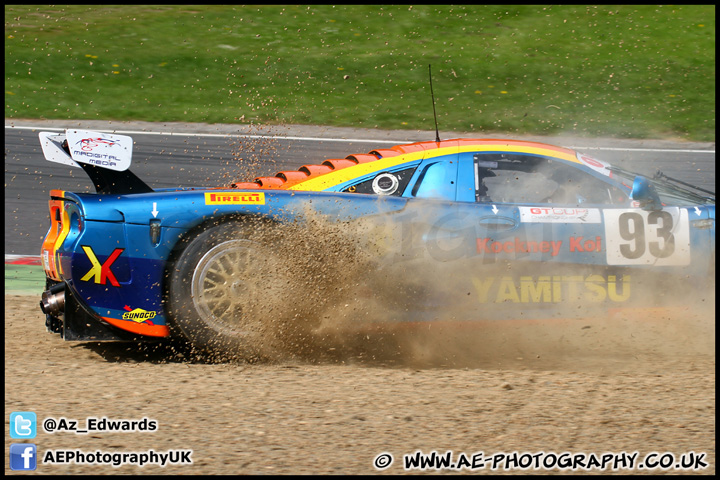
[10,444,37,470]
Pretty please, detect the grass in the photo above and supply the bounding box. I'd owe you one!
[4,5,715,141]
[5,264,45,295]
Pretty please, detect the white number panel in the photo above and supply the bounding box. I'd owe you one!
[603,208,690,266]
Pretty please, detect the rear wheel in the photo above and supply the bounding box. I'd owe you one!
[167,219,290,359]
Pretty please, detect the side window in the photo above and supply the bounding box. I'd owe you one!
[482,168,557,204]
[474,154,626,205]
[343,167,416,196]
[543,168,627,205]
[475,154,557,204]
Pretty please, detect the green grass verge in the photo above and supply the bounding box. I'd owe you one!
[5,264,45,295]
[5,5,715,140]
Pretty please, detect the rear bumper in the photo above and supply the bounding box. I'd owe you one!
[40,278,153,342]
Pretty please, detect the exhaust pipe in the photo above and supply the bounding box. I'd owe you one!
[40,283,66,316]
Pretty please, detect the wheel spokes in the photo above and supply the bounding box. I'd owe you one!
[191,239,266,334]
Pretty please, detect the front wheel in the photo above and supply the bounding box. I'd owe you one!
[167,219,292,360]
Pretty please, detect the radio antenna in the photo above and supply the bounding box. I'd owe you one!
[428,64,441,143]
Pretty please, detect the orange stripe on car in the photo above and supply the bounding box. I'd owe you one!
[41,190,69,280]
[288,140,580,192]
[227,139,581,193]
[101,316,170,337]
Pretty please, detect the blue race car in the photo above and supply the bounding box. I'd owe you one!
[38,129,715,356]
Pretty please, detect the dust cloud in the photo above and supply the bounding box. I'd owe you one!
[187,204,714,371]
[186,133,714,369]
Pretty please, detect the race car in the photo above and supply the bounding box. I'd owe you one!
[38,129,715,356]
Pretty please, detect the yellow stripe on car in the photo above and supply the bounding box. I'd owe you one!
[288,143,579,192]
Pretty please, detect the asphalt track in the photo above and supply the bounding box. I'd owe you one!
[4,118,715,290]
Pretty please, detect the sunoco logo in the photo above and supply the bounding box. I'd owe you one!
[204,192,265,205]
[122,306,157,324]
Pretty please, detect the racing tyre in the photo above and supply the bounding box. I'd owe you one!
[167,219,293,360]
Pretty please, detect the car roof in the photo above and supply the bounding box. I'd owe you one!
[229,138,585,193]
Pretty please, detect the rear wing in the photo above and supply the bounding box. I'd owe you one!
[39,129,153,195]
